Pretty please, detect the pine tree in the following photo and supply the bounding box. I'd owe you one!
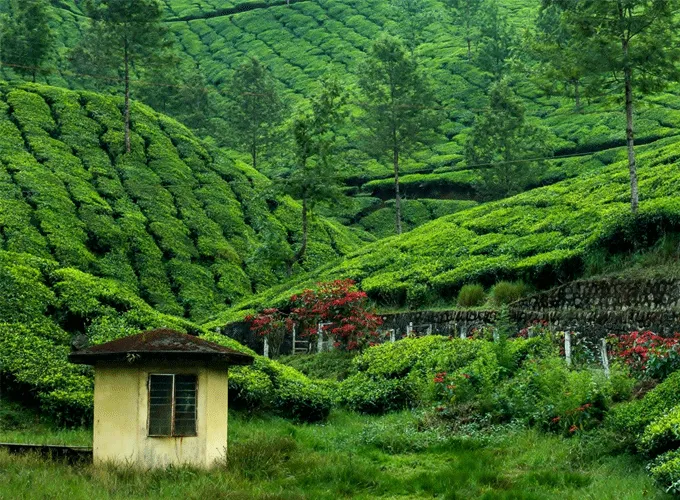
[71,0,171,154]
[281,77,347,273]
[465,80,553,200]
[227,57,286,170]
[530,3,588,110]
[0,0,54,82]
[445,0,483,60]
[476,1,515,82]
[390,0,438,57]
[549,0,680,213]
[358,37,439,235]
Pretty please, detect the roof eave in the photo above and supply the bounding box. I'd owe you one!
[67,350,254,366]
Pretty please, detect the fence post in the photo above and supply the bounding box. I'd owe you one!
[263,337,269,358]
[460,325,466,339]
[427,324,433,335]
[292,324,296,354]
[317,323,324,353]
[564,331,572,367]
[390,329,396,343]
[406,322,413,336]
[601,338,610,378]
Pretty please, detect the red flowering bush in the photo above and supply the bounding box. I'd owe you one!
[289,279,382,352]
[248,280,382,354]
[431,370,480,414]
[609,331,680,380]
[245,308,292,358]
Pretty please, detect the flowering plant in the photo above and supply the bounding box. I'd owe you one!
[609,331,680,380]
[290,279,383,352]
[247,280,382,353]
[245,308,292,358]
[431,370,478,414]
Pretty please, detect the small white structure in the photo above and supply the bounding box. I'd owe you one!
[69,329,253,469]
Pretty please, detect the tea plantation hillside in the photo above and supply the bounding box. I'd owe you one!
[7,0,680,228]
[0,82,368,322]
[208,135,680,324]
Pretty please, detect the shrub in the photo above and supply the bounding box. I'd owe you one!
[339,372,417,414]
[607,370,680,435]
[491,281,530,305]
[340,336,502,414]
[495,355,615,434]
[638,406,680,457]
[609,331,680,380]
[648,449,680,494]
[456,284,486,308]
[204,334,333,422]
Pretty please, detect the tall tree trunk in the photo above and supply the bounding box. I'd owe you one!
[124,40,131,154]
[623,58,638,213]
[288,193,308,275]
[393,144,402,235]
[465,1,472,60]
[251,142,257,170]
[574,80,581,110]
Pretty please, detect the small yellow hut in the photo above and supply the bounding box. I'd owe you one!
[69,328,253,469]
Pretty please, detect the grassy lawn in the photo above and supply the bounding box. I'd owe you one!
[0,410,669,499]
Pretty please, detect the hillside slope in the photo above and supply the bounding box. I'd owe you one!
[30,0,680,177]
[18,0,680,238]
[208,135,680,324]
[0,82,367,322]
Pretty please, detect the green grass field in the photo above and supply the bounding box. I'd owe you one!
[0,411,669,499]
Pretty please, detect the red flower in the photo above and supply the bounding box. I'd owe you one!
[569,425,578,433]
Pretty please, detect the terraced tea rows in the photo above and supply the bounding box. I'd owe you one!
[0,82,366,322]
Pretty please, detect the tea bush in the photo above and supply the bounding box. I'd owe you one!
[638,406,680,457]
[220,137,680,319]
[0,83,365,323]
[606,371,680,436]
[648,449,680,494]
[457,284,486,308]
[0,251,335,424]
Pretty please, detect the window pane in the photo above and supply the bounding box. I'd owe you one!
[174,375,197,436]
[149,375,173,436]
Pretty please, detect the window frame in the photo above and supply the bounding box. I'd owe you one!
[147,373,198,438]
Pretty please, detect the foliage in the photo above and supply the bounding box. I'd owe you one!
[491,280,530,305]
[648,449,680,494]
[607,371,680,436]
[0,0,54,82]
[278,351,354,381]
[339,336,502,413]
[550,0,680,212]
[226,57,286,169]
[0,83,363,321]
[494,355,621,435]
[245,308,289,358]
[639,406,680,457]
[280,77,347,270]
[465,79,554,200]
[71,0,171,152]
[609,331,680,381]
[475,0,516,82]
[222,134,680,316]
[358,35,439,234]
[456,283,486,307]
[289,279,383,351]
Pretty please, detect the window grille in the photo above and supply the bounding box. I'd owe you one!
[148,374,197,437]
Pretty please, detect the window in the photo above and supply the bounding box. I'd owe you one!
[148,374,197,437]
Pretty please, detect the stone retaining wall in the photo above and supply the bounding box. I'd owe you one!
[220,278,680,355]
[513,278,680,312]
